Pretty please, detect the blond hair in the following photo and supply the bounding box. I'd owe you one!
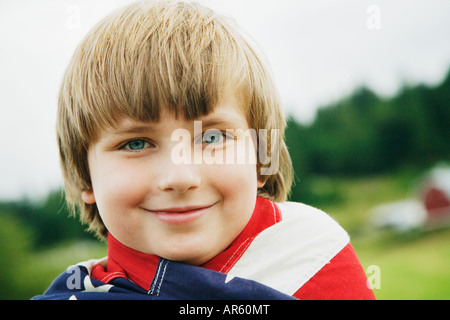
[57,0,293,239]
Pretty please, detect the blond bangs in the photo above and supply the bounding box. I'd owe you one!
[60,0,253,142]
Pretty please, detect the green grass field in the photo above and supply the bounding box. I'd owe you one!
[320,172,450,300]
[15,171,450,300]
[354,228,450,299]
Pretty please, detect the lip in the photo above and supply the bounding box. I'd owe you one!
[145,203,216,225]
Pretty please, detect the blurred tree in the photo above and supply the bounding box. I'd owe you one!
[285,70,450,179]
[0,189,95,249]
[0,212,33,299]
[32,189,93,247]
[285,117,314,203]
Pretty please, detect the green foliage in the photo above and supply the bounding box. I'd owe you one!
[0,190,96,250]
[285,69,450,204]
[0,212,33,299]
[0,191,99,298]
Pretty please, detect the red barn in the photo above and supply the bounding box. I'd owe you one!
[371,165,450,231]
[420,166,450,228]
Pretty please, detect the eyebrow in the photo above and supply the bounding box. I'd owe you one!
[100,122,155,142]
[198,112,249,129]
[109,125,154,135]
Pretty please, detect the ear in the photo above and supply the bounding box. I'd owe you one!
[257,178,266,189]
[81,189,96,204]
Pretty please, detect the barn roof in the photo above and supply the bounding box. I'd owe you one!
[420,166,450,199]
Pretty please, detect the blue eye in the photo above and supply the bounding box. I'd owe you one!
[123,139,149,151]
[202,130,224,144]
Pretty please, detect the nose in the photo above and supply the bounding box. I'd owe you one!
[157,161,201,193]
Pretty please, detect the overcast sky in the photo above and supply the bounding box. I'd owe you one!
[1,0,450,200]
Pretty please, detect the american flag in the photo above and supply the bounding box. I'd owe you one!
[32,258,295,300]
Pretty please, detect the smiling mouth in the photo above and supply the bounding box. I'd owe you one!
[145,203,216,224]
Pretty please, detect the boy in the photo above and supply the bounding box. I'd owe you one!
[33,0,375,300]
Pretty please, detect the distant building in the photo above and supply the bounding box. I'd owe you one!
[371,165,450,232]
[420,166,450,228]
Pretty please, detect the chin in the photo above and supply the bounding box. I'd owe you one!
[160,245,214,266]
[164,253,206,266]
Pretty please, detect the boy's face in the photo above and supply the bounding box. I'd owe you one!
[82,101,264,265]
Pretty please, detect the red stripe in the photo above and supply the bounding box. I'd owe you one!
[293,243,376,300]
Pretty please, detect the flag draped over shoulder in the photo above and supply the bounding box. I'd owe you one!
[32,198,374,300]
[32,258,296,300]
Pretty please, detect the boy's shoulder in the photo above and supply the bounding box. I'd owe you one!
[225,200,350,296]
[276,201,348,238]
[274,200,350,249]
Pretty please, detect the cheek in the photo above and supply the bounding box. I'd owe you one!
[210,163,259,238]
[91,167,153,239]
[208,137,259,196]
[208,162,259,201]
[90,160,150,213]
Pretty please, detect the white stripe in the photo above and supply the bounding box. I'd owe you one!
[70,257,107,275]
[225,201,350,296]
